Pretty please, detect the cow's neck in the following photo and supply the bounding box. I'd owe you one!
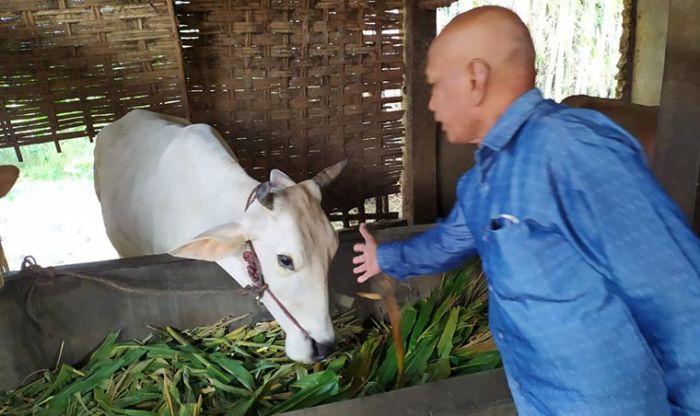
[152,137,260,253]
[219,158,260,215]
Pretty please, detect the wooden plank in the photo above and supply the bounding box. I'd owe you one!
[652,0,700,233]
[402,1,438,224]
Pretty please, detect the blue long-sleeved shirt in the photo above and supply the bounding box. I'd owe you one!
[378,89,700,415]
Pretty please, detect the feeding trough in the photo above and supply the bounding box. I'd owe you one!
[0,225,514,415]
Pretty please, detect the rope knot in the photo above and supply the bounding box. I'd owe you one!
[239,283,268,302]
[20,256,56,280]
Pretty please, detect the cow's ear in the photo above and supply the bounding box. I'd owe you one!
[270,169,296,189]
[169,223,247,261]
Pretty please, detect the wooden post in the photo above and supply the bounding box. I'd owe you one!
[167,0,191,121]
[403,1,438,225]
[653,0,700,233]
[618,0,637,102]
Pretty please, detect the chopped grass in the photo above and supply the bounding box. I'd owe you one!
[0,260,499,415]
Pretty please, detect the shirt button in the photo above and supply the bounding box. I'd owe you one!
[512,380,520,390]
[487,284,493,291]
[481,183,490,194]
[498,332,504,340]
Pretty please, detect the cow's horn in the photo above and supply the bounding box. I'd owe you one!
[312,159,348,189]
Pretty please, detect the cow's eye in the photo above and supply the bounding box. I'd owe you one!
[277,255,294,271]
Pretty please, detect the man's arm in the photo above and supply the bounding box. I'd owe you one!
[353,201,478,282]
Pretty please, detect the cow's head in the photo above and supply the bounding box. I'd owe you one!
[169,161,346,363]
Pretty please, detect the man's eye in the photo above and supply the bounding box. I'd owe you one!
[277,255,294,271]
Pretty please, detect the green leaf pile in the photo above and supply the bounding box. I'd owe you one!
[1,260,500,415]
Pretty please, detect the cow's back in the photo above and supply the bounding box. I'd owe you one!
[561,95,658,160]
[94,110,254,257]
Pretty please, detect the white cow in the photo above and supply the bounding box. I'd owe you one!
[94,109,345,363]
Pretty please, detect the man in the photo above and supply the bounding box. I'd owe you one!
[352,6,700,415]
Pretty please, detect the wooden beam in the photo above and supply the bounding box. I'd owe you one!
[652,0,700,233]
[402,1,438,225]
[618,0,637,102]
[630,0,669,105]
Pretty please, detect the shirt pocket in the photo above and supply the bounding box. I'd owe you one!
[483,215,589,301]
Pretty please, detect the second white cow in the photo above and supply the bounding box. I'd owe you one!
[94,109,345,363]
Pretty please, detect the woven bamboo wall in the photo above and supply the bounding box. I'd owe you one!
[175,0,405,223]
[0,0,189,161]
[0,0,406,224]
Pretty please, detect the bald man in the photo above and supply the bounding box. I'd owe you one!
[353,6,700,416]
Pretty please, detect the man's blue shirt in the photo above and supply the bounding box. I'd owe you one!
[378,89,700,415]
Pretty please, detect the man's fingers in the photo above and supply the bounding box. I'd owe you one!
[357,273,372,284]
[353,243,365,253]
[354,224,378,284]
[358,223,375,244]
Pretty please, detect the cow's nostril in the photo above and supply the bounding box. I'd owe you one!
[311,338,335,360]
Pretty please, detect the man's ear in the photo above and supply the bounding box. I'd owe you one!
[467,58,490,106]
[169,222,247,261]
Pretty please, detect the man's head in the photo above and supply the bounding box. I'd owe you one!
[427,6,536,144]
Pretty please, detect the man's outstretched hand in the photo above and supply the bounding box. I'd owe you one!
[353,223,381,283]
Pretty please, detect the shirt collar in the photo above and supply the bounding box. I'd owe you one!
[479,88,544,152]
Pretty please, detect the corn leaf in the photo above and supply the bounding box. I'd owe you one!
[224,396,255,416]
[452,351,501,375]
[375,342,398,390]
[113,392,162,408]
[87,332,121,367]
[208,355,254,390]
[46,348,147,414]
[408,297,435,353]
[437,307,460,359]
[265,371,339,414]
[399,306,417,349]
[403,335,440,385]
[423,358,451,383]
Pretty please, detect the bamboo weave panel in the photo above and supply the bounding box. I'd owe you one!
[176,0,405,216]
[0,0,189,160]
